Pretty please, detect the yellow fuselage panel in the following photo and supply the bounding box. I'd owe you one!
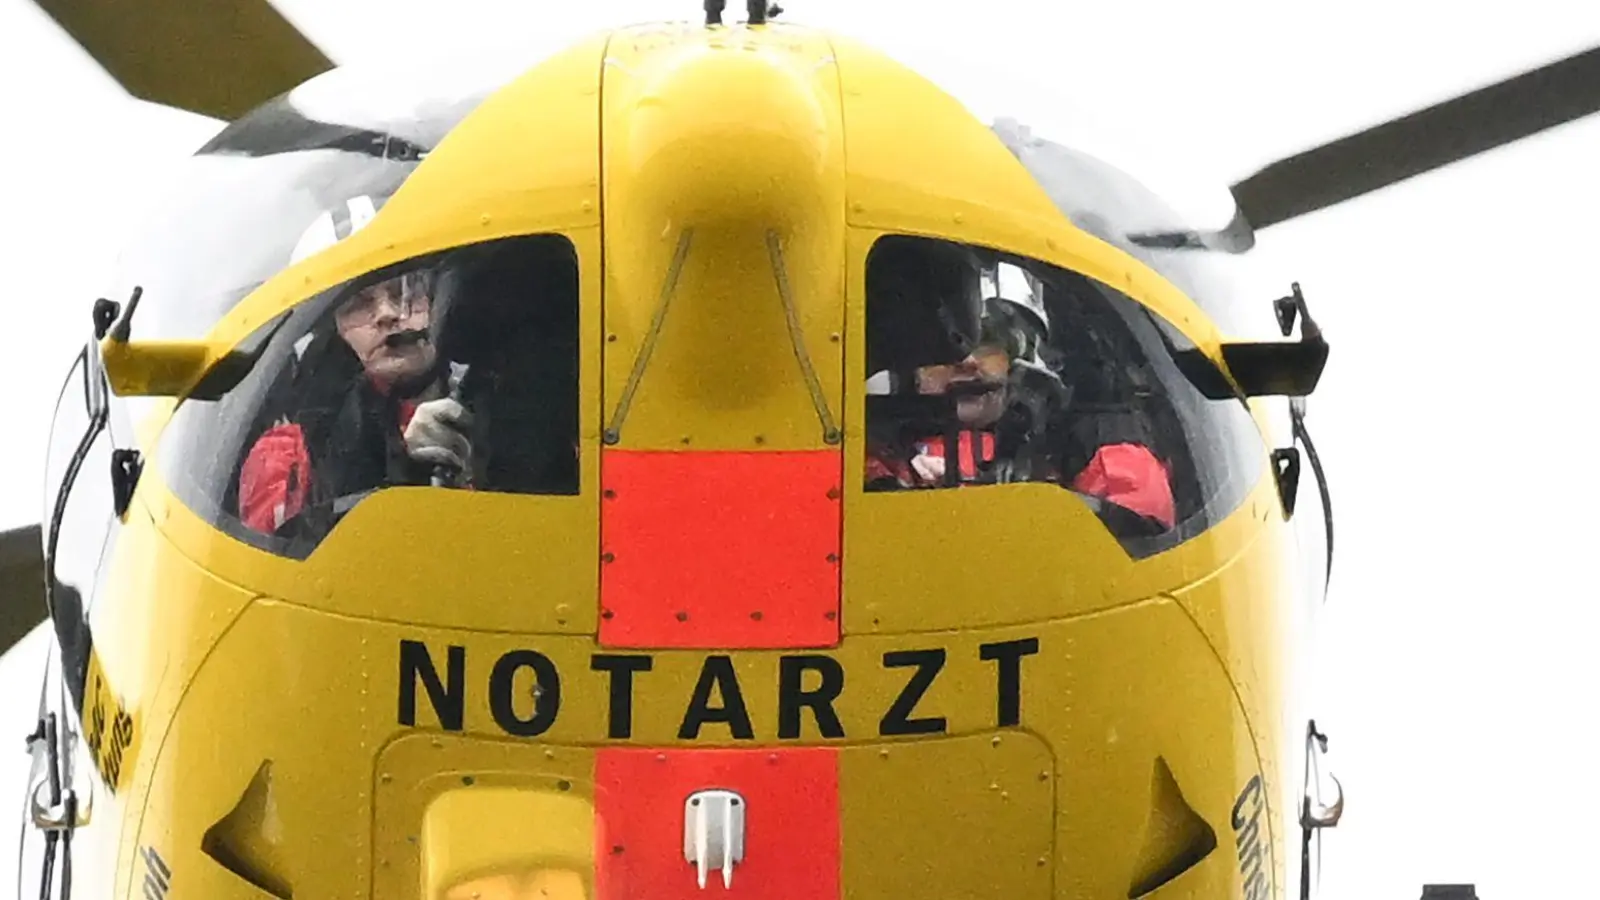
[123,587,1269,899]
[79,504,261,900]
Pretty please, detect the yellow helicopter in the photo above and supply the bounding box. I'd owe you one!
[2,1,1596,898]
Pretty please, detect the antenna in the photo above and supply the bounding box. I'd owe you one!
[706,1,782,26]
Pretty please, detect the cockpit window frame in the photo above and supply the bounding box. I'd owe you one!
[859,231,1269,559]
[152,230,586,562]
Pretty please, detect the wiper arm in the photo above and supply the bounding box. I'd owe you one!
[1125,207,1257,254]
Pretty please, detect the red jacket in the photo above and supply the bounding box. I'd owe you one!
[237,401,419,534]
[867,432,1176,528]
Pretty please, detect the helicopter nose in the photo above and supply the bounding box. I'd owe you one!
[601,27,845,425]
[596,27,847,651]
[611,27,838,225]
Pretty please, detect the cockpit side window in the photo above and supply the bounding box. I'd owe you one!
[156,233,582,560]
[862,235,1265,558]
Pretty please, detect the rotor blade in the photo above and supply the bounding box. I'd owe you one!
[1232,43,1600,230]
[0,525,47,658]
[30,0,334,121]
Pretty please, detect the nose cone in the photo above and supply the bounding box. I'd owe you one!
[600,25,846,451]
[622,36,835,226]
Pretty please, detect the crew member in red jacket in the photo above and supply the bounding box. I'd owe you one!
[865,255,1176,532]
[236,268,471,535]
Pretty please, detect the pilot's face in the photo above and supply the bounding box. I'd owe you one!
[335,273,435,389]
[916,343,1009,427]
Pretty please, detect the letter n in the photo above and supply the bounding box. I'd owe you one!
[399,640,465,730]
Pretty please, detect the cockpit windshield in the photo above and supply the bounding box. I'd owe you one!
[863,235,1264,559]
[100,49,537,344]
[156,233,581,560]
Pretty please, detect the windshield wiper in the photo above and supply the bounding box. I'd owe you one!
[1126,206,1256,254]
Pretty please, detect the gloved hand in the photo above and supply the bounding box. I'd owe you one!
[909,451,946,484]
[404,397,473,471]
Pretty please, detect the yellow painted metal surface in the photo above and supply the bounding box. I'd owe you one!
[79,502,259,900]
[1171,497,1306,898]
[838,732,1056,898]
[120,589,1271,898]
[385,736,598,900]
[97,338,219,399]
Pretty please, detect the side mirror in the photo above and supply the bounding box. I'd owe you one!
[99,339,217,399]
[92,289,226,398]
[1219,339,1328,398]
[1174,282,1329,400]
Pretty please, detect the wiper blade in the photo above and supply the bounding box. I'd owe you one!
[1125,207,1256,254]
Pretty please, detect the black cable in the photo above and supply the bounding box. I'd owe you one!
[60,802,73,900]
[1292,409,1333,588]
[39,714,59,900]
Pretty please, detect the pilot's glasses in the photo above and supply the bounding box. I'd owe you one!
[336,270,434,328]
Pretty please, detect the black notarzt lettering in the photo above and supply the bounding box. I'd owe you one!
[878,648,946,736]
[777,655,845,739]
[591,654,653,739]
[980,638,1040,727]
[678,655,754,740]
[398,640,465,730]
[490,650,562,737]
[395,635,1043,741]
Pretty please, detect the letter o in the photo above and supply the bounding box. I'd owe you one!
[490,650,562,737]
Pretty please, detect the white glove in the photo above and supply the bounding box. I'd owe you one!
[404,397,473,470]
[910,452,945,484]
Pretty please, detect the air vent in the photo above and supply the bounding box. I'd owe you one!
[201,760,293,899]
[1127,757,1218,898]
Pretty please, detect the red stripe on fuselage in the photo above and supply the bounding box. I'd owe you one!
[594,748,841,899]
[599,450,842,649]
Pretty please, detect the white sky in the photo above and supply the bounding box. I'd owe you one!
[3,1,1600,897]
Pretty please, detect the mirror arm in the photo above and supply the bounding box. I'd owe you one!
[92,286,222,398]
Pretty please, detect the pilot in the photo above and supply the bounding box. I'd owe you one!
[863,247,1178,533]
[236,266,473,535]
[862,237,990,487]
[865,261,1062,487]
[863,300,1011,487]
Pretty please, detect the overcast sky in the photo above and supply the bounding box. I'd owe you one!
[3,1,1600,897]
